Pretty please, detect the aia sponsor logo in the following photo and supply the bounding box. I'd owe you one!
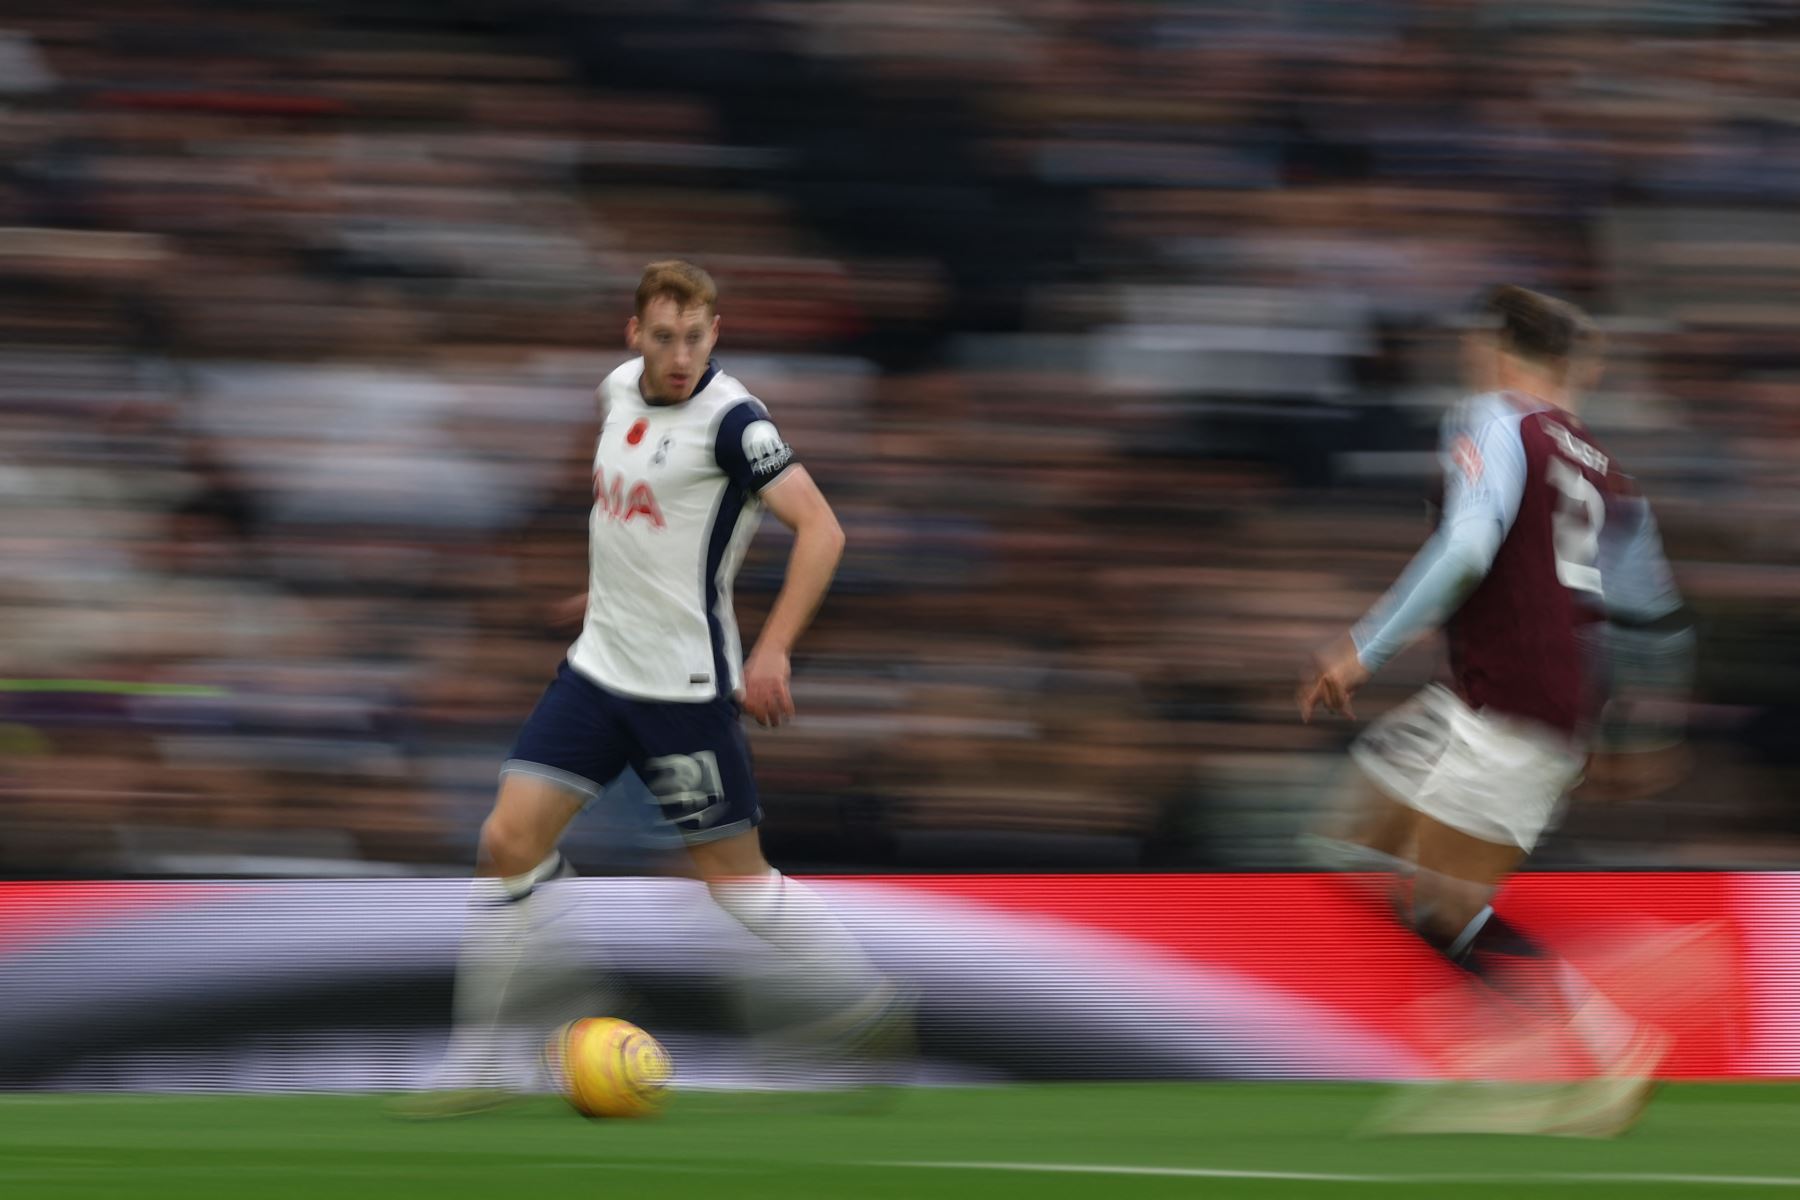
[592,465,665,528]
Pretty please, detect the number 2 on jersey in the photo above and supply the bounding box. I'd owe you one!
[1547,456,1604,596]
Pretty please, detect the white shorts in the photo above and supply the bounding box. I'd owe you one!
[1350,685,1584,852]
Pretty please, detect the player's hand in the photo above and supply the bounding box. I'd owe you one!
[546,591,588,631]
[1298,635,1370,723]
[739,646,795,728]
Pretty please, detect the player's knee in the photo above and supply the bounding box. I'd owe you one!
[478,813,550,879]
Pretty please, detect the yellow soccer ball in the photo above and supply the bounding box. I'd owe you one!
[548,1018,673,1119]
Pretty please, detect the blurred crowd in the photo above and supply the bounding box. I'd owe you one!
[2,0,1797,877]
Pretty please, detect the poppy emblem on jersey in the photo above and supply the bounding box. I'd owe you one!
[1451,434,1484,484]
[625,419,649,447]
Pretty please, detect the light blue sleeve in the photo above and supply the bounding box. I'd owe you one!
[1351,410,1528,672]
[1598,495,1682,622]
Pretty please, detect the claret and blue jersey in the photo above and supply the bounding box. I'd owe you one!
[1353,390,1681,737]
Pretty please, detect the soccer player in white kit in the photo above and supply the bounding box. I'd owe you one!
[404,261,898,1114]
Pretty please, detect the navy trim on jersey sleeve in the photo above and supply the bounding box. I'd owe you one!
[713,398,798,493]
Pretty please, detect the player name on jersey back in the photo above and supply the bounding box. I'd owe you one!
[568,358,796,703]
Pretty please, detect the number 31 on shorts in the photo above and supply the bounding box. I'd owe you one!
[642,752,727,830]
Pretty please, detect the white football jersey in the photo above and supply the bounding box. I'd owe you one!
[568,358,797,701]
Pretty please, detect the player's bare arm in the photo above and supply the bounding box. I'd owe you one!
[740,465,845,728]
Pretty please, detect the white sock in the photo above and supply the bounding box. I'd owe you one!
[1558,961,1637,1064]
[709,870,883,1015]
[437,852,569,1089]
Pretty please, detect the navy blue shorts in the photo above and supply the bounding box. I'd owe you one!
[503,661,761,845]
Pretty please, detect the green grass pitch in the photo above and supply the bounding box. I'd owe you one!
[2,1084,1797,1198]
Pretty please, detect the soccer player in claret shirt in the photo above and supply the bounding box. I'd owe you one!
[402,261,904,1115]
[1300,285,1689,1136]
